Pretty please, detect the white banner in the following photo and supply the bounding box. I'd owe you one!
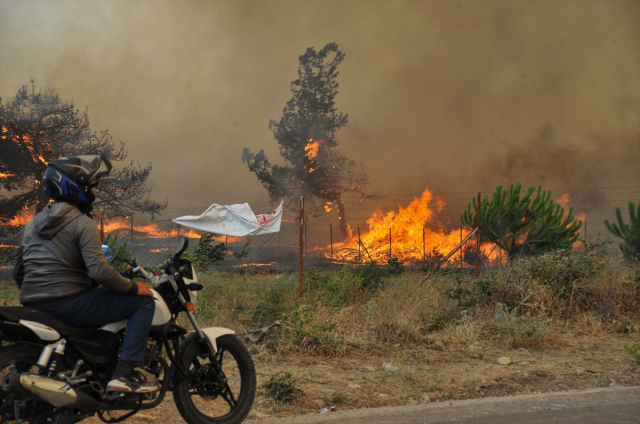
[172,201,283,237]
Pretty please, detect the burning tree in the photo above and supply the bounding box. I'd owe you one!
[242,43,373,238]
[461,183,582,259]
[0,80,166,234]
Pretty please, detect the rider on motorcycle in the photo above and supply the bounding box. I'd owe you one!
[14,155,157,393]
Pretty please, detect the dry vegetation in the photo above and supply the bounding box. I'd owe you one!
[1,239,639,422]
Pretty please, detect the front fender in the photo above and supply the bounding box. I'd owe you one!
[169,327,235,388]
[195,327,235,353]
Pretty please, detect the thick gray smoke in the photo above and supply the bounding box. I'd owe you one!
[0,1,638,214]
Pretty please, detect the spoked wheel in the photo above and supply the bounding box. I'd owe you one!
[174,335,256,424]
[0,344,73,424]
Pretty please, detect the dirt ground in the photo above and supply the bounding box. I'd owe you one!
[83,331,640,423]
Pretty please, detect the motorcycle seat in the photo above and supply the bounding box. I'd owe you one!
[0,307,100,337]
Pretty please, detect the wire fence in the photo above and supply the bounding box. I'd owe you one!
[95,186,640,272]
[1,186,638,277]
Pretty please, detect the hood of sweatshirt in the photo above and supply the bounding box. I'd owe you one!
[34,202,84,240]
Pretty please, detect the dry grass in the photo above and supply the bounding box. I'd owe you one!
[2,246,640,422]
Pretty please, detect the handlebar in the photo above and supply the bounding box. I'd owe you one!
[133,265,158,287]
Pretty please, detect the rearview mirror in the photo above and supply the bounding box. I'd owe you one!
[102,245,116,263]
[175,236,190,260]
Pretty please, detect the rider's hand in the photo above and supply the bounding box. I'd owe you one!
[136,282,154,298]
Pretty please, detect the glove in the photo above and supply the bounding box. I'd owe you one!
[136,282,154,298]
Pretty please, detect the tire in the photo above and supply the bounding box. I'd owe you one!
[174,335,256,424]
[0,344,74,424]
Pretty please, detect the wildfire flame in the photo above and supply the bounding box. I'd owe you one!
[101,216,244,243]
[555,193,587,222]
[332,187,471,264]
[0,172,16,179]
[6,207,34,227]
[304,139,322,173]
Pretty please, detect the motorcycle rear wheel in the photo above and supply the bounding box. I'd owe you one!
[174,335,256,424]
[0,344,74,424]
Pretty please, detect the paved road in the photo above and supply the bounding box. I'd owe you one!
[260,386,640,424]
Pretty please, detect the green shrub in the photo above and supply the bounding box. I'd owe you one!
[605,200,640,262]
[0,246,16,265]
[387,257,405,274]
[420,311,457,333]
[103,233,134,271]
[191,233,226,269]
[279,307,345,356]
[265,372,303,403]
[490,304,552,349]
[357,261,388,291]
[309,265,363,307]
[624,341,640,365]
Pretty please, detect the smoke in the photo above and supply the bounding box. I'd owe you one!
[0,1,638,214]
[470,125,640,207]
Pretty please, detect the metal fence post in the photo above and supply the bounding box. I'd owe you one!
[459,227,462,268]
[584,220,587,243]
[330,223,333,259]
[476,191,481,278]
[423,227,426,263]
[299,196,304,298]
[358,227,361,264]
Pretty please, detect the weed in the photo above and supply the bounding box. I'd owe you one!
[331,393,346,404]
[265,372,303,404]
[491,304,552,349]
[624,341,640,365]
[387,257,405,274]
[358,262,389,291]
[279,307,345,356]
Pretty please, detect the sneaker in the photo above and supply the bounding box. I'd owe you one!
[106,370,159,393]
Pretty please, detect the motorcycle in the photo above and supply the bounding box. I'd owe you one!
[0,236,256,424]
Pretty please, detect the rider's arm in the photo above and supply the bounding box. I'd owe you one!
[76,217,138,295]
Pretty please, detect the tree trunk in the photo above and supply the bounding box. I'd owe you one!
[336,195,348,239]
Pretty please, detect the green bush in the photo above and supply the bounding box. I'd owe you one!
[191,234,226,269]
[357,261,388,291]
[624,341,640,365]
[0,246,16,265]
[265,372,303,403]
[279,307,345,356]
[605,200,640,262]
[103,233,134,271]
[490,304,552,349]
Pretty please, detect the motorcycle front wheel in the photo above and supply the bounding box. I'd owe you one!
[174,335,256,424]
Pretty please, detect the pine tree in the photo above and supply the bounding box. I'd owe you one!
[242,43,373,238]
[604,201,640,262]
[0,80,166,234]
[461,183,583,259]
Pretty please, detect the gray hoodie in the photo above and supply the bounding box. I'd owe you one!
[16,202,137,310]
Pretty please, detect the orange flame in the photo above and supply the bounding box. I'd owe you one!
[304,139,321,160]
[0,172,16,179]
[7,207,34,227]
[304,139,322,173]
[331,187,470,264]
[102,217,245,243]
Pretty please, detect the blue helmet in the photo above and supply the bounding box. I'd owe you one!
[42,155,112,205]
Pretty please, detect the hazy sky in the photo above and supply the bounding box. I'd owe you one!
[1,1,638,219]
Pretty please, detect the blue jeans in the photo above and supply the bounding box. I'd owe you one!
[48,288,156,363]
